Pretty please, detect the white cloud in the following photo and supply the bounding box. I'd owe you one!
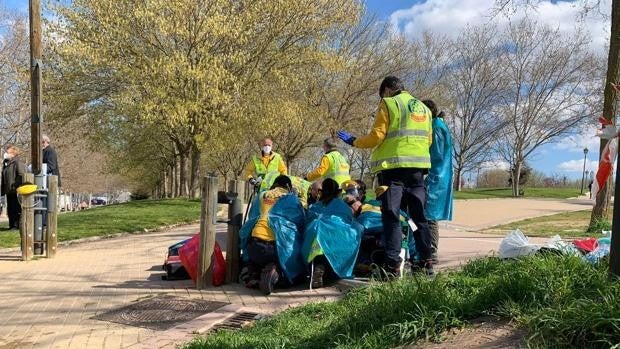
[557,159,598,172]
[553,125,601,153]
[480,159,510,170]
[390,0,610,52]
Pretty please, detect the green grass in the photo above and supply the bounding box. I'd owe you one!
[454,187,582,200]
[0,198,201,248]
[184,255,620,349]
[485,209,611,238]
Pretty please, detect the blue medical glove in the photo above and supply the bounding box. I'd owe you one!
[337,130,356,146]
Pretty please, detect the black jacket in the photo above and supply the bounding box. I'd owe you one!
[2,157,25,195]
[43,145,61,187]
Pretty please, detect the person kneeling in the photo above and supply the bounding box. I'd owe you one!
[240,175,305,295]
[303,178,364,288]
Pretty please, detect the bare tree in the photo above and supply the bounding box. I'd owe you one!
[0,8,29,150]
[446,24,508,191]
[495,19,600,196]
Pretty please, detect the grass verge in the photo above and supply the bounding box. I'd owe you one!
[184,255,620,349]
[484,209,611,238]
[454,187,582,200]
[0,198,201,248]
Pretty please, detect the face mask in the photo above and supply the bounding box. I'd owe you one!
[262,145,272,154]
[3,153,9,160]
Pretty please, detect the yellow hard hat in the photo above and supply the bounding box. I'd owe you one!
[17,184,37,196]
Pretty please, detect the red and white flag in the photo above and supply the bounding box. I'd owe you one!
[592,137,618,201]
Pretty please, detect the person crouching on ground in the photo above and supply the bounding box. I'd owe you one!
[239,175,306,295]
[303,178,364,288]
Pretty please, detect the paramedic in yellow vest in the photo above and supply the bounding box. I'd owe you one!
[244,138,287,190]
[306,138,351,186]
[337,76,434,276]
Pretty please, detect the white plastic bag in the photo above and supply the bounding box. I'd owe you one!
[499,229,540,259]
[543,235,581,256]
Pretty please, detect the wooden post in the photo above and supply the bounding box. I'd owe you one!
[21,173,34,261]
[46,175,58,258]
[29,0,42,175]
[225,180,244,283]
[197,175,218,289]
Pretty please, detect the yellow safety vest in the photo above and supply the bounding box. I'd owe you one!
[370,92,432,173]
[252,152,284,190]
[289,176,311,208]
[323,151,351,186]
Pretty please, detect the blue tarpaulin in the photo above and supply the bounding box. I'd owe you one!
[239,194,306,283]
[302,199,364,278]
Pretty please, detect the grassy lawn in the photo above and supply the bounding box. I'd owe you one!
[454,187,582,200]
[184,255,619,349]
[484,209,611,238]
[0,198,201,248]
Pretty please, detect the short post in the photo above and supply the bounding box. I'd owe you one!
[228,179,246,204]
[46,175,58,258]
[197,175,218,289]
[226,180,244,283]
[21,173,35,261]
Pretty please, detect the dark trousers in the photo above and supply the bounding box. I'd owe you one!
[246,238,278,276]
[6,193,21,229]
[378,168,432,267]
[429,220,439,259]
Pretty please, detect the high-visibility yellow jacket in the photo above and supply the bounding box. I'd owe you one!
[306,150,351,186]
[354,92,432,173]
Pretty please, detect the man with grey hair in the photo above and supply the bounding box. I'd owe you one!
[306,138,351,186]
[42,134,61,187]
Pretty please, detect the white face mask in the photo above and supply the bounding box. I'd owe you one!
[262,145,272,154]
[3,153,9,160]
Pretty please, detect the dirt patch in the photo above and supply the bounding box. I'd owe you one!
[404,320,525,349]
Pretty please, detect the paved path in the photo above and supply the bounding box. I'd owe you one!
[0,197,588,348]
[0,225,340,349]
[450,197,591,231]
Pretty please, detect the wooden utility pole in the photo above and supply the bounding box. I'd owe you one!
[29,0,42,175]
[197,176,218,289]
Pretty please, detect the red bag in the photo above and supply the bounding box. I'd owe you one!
[212,242,226,287]
[179,233,200,283]
[178,233,227,287]
[573,238,598,253]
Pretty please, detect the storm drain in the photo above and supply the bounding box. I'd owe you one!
[93,295,229,330]
[209,312,261,332]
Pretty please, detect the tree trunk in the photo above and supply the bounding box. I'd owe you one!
[454,166,463,191]
[179,152,188,197]
[591,0,620,231]
[189,143,201,198]
[512,161,522,197]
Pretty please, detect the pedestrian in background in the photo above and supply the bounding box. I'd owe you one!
[2,145,25,230]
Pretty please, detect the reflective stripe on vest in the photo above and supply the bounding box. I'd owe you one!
[370,92,432,173]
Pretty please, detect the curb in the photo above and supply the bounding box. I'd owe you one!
[0,220,201,254]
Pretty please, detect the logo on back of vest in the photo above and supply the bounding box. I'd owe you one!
[408,100,426,122]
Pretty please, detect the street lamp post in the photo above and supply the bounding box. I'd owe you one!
[581,147,589,194]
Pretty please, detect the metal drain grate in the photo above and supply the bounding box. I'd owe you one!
[93,295,229,330]
[210,312,260,332]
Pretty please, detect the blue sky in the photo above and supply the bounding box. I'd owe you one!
[4,0,607,179]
